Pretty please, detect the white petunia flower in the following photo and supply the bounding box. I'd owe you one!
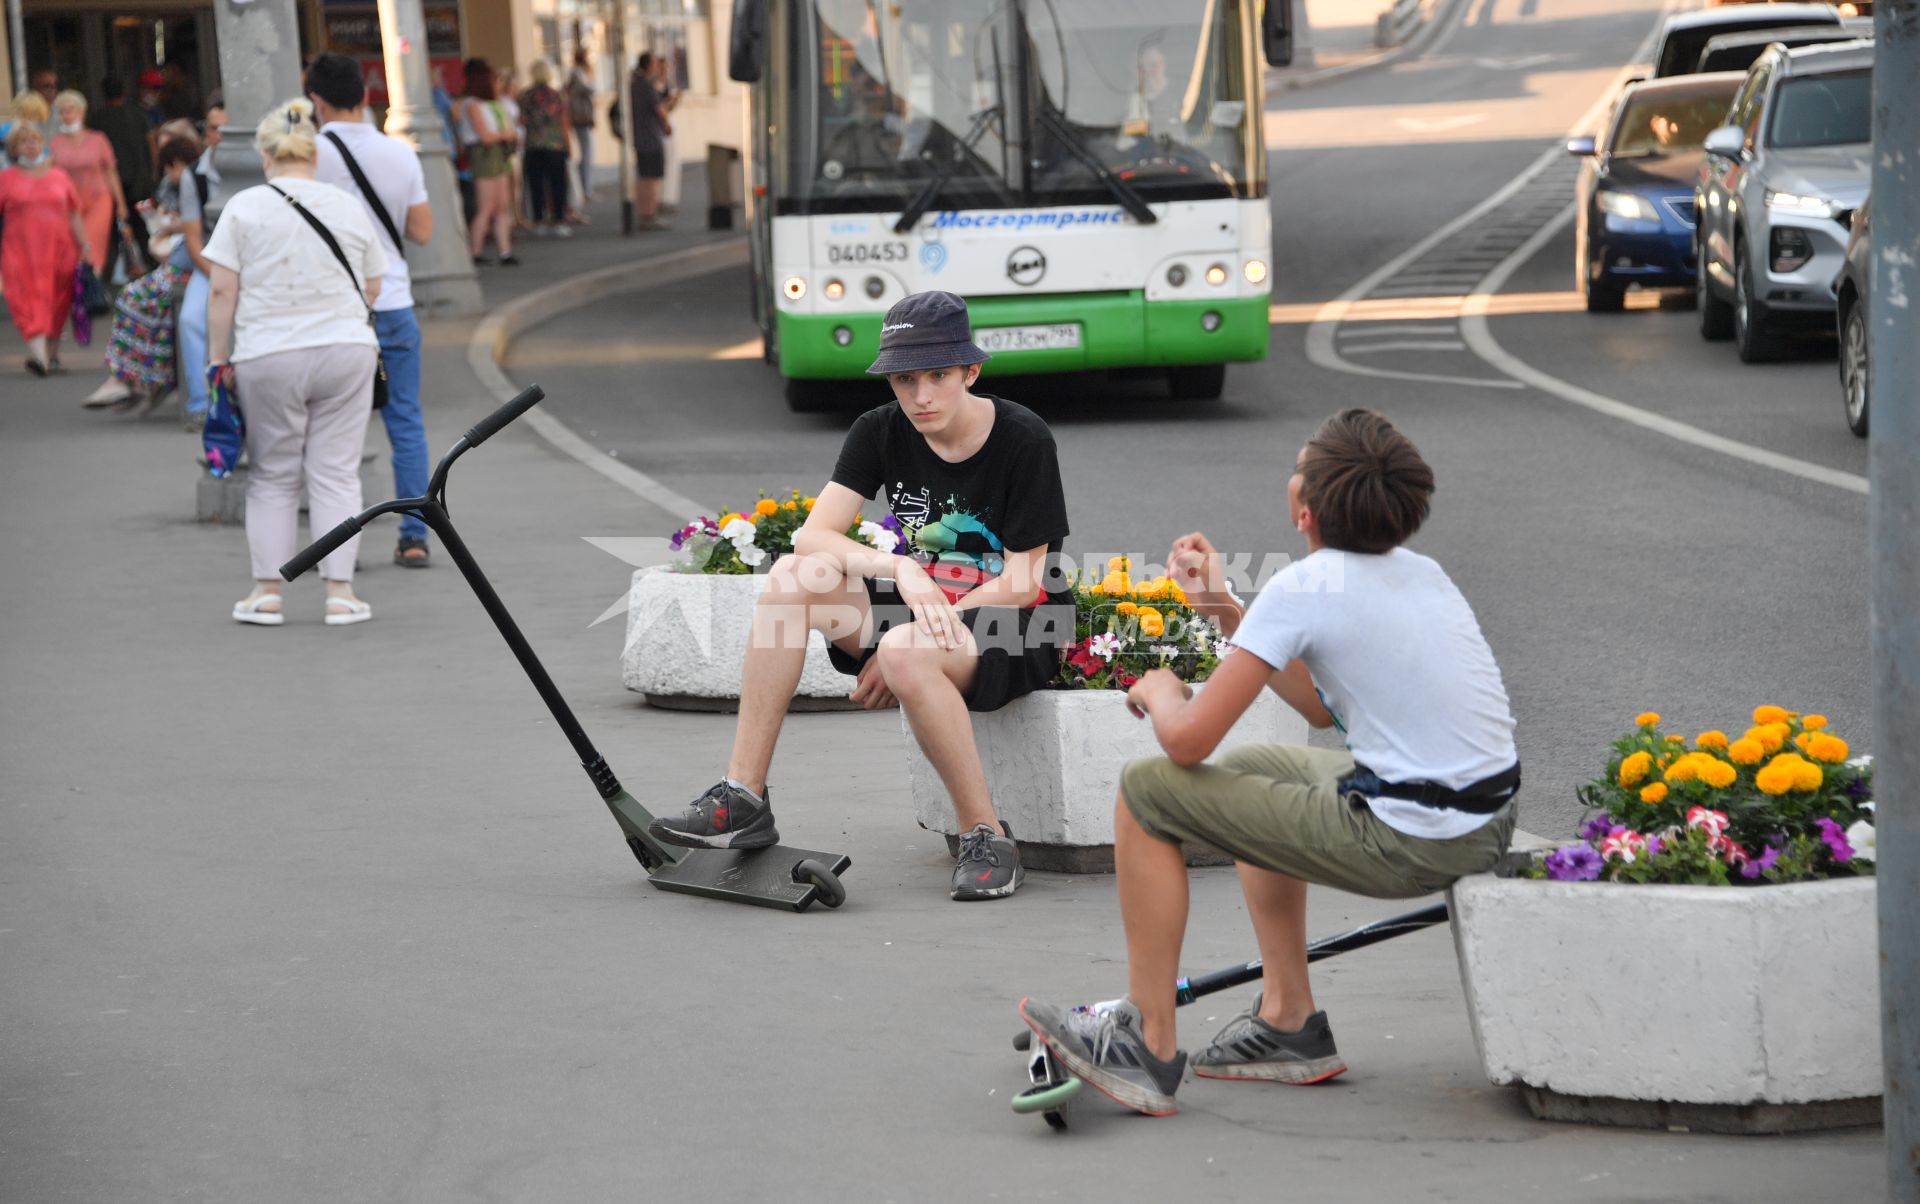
[858,520,900,554]
[1845,820,1875,863]
[720,517,757,544]
[1088,632,1121,659]
[1154,644,1177,660]
[1213,639,1234,659]
[736,543,768,568]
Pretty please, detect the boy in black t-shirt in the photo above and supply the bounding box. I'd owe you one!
[651,292,1073,900]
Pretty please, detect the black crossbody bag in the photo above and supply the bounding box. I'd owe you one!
[323,131,406,256]
[267,183,389,409]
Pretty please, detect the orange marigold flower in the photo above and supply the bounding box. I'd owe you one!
[1699,759,1737,790]
[1728,738,1765,766]
[755,498,780,517]
[1745,724,1786,755]
[1753,705,1790,726]
[1618,751,1653,788]
[1802,714,1827,731]
[1116,601,1139,616]
[1806,733,1850,764]
[1754,763,1795,796]
[1792,759,1824,791]
[1635,711,1661,728]
[1696,730,1729,752]
[1640,782,1669,804]
[1663,757,1700,784]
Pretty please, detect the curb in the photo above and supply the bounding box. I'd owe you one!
[1268,0,1471,94]
[466,237,751,523]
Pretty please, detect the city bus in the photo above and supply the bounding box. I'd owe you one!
[728,0,1293,408]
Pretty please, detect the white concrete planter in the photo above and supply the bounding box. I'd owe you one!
[621,566,856,709]
[1450,871,1881,1132]
[906,685,1310,871]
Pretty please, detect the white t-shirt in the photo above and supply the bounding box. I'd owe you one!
[200,177,386,364]
[314,120,428,313]
[1232,547,1518,840]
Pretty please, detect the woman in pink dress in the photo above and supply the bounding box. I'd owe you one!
[48,90,129,277]
[0,122,93,374]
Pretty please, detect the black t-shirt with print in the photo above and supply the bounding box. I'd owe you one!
[830,395,1073,609]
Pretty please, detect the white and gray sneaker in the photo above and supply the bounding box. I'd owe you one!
[951,823,1023,900]
[1018,996,1186,1115]
[648,780,779,850]
[1192,994,1346,1083]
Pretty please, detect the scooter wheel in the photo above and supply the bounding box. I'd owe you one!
[1011,1078,1082,1115]
[1013,1030,1032,1052]
[1043,1108,1070,1130]
[793,859,846,908]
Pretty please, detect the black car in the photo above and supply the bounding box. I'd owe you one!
[1694,22,1871,73]
[1648,4,1843,77]
[1833,194,1871,436]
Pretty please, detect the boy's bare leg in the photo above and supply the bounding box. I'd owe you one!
[1116,793,1189,1061]
[1235,863,1318,1030]
[725,555,870,794]
[873,625,994,831]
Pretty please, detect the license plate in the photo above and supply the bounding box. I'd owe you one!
[974,323,1082,353]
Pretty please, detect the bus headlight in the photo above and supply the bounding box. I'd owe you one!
[1244,259,1268,285]
[1205,263,1229,287]
[833,326,854,346]
[1167,264,1188,287]
[865,276,885,299]
[783,276,807,301]
[1201,311,1223,332]
[824,278,846,301]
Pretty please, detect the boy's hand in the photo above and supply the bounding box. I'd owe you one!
[1126,667,1192,719]
[895,560,965,652]
[1168,532,1227,604]
[849,657,897,710]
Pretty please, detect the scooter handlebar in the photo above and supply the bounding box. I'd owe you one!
[281,516,363,581]
[463,384,546,449]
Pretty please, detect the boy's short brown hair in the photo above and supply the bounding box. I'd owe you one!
[1299,409,1434,554]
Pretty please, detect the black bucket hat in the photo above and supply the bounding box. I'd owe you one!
[865,291,991,376]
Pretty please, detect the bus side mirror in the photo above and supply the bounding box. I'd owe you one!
[730,0,769,83]
[1263,0,1295,68]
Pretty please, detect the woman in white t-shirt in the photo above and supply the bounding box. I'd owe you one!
[203,98,386,628]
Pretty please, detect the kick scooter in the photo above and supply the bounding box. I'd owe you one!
[1010,902,1450,1128]
[282,385,850,912]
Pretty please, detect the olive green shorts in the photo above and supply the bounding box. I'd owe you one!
[1120,744,1516,899]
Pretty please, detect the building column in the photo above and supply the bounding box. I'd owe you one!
[377,0,482,317]
[209,0,303,210]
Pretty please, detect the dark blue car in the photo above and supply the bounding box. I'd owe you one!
[1568,73,1745,312]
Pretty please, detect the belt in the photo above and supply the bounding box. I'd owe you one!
[1337,761,1521,815]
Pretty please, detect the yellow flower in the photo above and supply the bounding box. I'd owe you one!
[1744,724,1787,755]
[1635,711,1661,728]
[1699,759,1737,790]
[1805,732,1849,764]
[1618,751,1653,788]
[1140,615,1166,638]
[802,497,816,511]
[1802,714,1827,731]
[1099,572,1129,596]
[1108,555,1131,572]
[1640,782,1668,804]
[1753,704,1790,726]
[755,498,780,517]
[783,500,799,511]
[1792,759,1824,791]
[1696,730,1729,752]
[1169,583,1187,605]
[1728,738,1765,766]
[1115,601,1139,616]
[1663,756,1700,784]
[721,511,750,526]
[1754,763,1794,796]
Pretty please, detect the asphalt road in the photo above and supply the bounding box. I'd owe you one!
[514,0,1872,838]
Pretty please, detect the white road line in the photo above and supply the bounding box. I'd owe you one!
[1339,323,1462,339]
[1458,207,1870,496]
[1345,339,1470,355]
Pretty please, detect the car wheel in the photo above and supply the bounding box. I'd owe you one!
[1585,269,1625,313]
[1697,241,1733,340]
[1840,302,1870,438]
[1732,241,1776,364]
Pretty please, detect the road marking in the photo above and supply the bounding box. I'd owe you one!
[1474,53,1558,69]
[1459,207,1870,496]
[1395,113,1489,134]
[1338,323,1462,339]
[1344,340,1469,355]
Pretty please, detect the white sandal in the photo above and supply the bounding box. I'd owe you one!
[324,596,373,626]
[233,592,285,626]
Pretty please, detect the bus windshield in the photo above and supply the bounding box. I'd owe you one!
[786,0,1262,214]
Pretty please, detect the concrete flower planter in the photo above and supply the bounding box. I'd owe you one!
[906,685,1310,872]
[621,566,857,711]
[1449,872,1881,1133]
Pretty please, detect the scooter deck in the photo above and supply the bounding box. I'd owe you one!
[647,845,851,913]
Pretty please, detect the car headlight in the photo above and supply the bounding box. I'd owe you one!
[1764,190,1834,217]
[1596,191,1661,222]
[1771,227,1815,274]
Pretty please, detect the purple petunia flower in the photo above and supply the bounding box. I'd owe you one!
[1644,833,1664,857]
[1544,844,1604,881]
[1578,814,1614,842]
[1816,817,1853,863]
[1740,843,1782,880]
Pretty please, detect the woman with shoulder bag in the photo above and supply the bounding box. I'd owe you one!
[202,98,387,628]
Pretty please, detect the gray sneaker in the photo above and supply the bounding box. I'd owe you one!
[648,781,779,850]
[1018,997,1185,1115]
[1192,995,1346,1083]
[951,823,1023,900]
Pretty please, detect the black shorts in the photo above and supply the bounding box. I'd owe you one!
[826,578,1070,713]
[634,150,666,179]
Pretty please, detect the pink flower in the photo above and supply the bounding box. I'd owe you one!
[1720,839,1750,868]
[1600,827,1648,864]
[1685,806,1730,838]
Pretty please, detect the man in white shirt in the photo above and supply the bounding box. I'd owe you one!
[1017,409,1520,1118]
[306,53,438,568]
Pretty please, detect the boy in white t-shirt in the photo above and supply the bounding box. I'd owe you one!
[1017,408,1519,1117]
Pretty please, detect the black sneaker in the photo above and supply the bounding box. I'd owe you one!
[1018,997,1185,1116]
[951,823,1023,900]
[1192,995,1346,1083]
[648,781,779,850]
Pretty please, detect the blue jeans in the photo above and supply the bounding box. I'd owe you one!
[178,269,210,415]
[374,307,429,544]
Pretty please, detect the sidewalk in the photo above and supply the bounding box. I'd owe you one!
[0,161,1886,1200]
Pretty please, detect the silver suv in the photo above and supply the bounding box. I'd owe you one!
[1694,40,1873,362]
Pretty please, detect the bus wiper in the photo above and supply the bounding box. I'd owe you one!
[1034,102,1157,225]
[892,101,1006,235]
